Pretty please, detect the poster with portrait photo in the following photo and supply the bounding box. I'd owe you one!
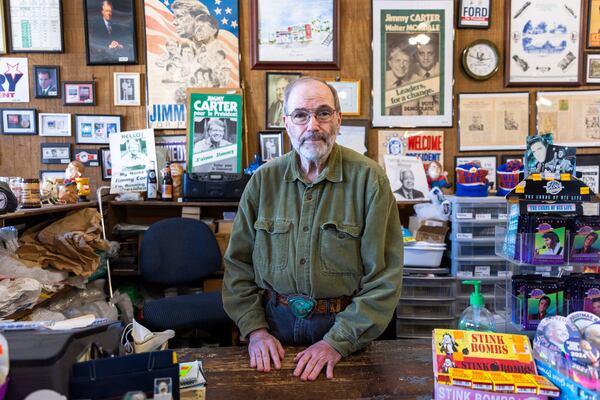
[109,129,157,194]
[83,0,137,65]
[372,0,453,127]
[144,0,240,130]
[187,89,242,173]
[524,133,553,177]
[265,72,301,128]
[542,144,576,177]
[384,155,429,201]
[34,66,60,98]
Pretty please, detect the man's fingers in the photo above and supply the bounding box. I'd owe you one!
[307,359,327,381]
[326,360,335,379]
[255,348,265,371]
[294,349,305,362]
[293,353,310,376]
[261,346,272,372]
[301,357,319,381]
[267,342,282,369]
[249,349,257,368]
[276,340,285,360]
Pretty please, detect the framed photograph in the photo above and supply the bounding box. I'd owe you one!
[265,72,301,128]
[586,53,600,84]
[576,154,600,193]
[455,155,497,191]
[327,80,361,116]
[83,0,137,65]
[39,113,71,137]
[505,0,583,86]
[251,0,339,69]
[372,0,454,128]
[40,169,65,184]
[33,66,60,98]
[63,82,96,106]
[0,3,6,54]
[458,92,529,151]
[143,0,240,130]
[1,109,36,135]
[458,0,491,29]
[338,119,368,155]
[99,147,112,180]
[6,0,64,52]
[74,148,100,167]
[114,72,141,106]
[500,154,524,165]
[537,90,600,147]
[75,114,122,145]
[259,131,284,162]
[588,0,600,48]
[40,143,71,164]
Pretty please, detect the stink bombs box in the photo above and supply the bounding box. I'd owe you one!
[433,329,537,382]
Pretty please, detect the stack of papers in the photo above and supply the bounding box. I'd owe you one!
[179,360,206,388]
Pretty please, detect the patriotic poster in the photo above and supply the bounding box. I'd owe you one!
[144,0,240,130]
[187,88,242,173]
[0,57,29,102]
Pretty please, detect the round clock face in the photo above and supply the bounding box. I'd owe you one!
[462,41,499,80]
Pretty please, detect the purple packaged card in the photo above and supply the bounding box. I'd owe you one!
[526,284,558,330]
[571,223,600,264]
[532,219,567,265]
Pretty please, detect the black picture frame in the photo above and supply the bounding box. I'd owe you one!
[265,72,301,129]
[587,0,600,49]
[6,0,64,53]
[258,131,284,162]
[74,148,100,167]
[75,114,122,145]
[63,81,96,106]
[40,143,71,164]
[457,0,491,29]
[33,66,61,98]
[500,154,524,165]
[99,147,112,180]
[0,108,37,135]
[83,0,138,65]
[39,169,66,184]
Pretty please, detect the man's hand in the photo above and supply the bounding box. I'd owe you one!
[248,328,285,372]
[109,40,123,49]
[293,340,342,381]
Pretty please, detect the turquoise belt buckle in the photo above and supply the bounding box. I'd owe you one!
[287,295,316,319]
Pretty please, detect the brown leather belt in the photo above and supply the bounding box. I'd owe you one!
[264,289,352,314]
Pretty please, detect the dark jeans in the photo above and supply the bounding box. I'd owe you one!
[264,295,336,345]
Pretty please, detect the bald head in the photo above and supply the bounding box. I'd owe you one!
[283,77,341,115]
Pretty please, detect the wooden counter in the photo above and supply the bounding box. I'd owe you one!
[178,340,433,400]
[0,201,99,227]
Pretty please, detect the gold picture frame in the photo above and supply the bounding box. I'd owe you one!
[327,79,361,116]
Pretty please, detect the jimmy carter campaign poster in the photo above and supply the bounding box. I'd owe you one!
[144,0,240,129]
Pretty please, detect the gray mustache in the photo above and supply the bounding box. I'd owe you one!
[301,132,327,144]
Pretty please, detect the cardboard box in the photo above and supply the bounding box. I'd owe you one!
[216,220,234,234]
[409,216,449,243]
[215,233,230,269]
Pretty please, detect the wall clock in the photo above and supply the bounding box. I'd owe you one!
[461,39,500,80]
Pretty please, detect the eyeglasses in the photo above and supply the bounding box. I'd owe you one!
[286,106,337,125]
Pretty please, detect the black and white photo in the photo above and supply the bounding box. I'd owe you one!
[41,143,71,164]
[265,72,301,128]
[383,155,429,201]
[99,147,112,180]
[192,117,237,154]
[259,131,283,162]
[39,113,71,137]
[34,66,60,98]
[1,109,37,135]
[114,72,141,106]
[75,114,122,144]
[83,0,138,65]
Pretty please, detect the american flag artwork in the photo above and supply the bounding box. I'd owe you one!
[144,0,240,129]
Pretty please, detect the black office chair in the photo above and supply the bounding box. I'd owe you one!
[139,217,230,333]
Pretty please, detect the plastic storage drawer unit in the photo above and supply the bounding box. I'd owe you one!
[402,277,455,299]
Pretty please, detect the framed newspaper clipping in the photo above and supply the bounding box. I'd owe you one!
[144,0,240,130]
[537,90,600,147]
[187,88,243,173]
[6,0,64,53]
[372,0,454,128]
[458,92,529,151]
[505,0,584,86]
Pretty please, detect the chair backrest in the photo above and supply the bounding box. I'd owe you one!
[140,217,221,285]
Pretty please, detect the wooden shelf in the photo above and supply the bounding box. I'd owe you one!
[109,200,239,207]
[0,201,98,221]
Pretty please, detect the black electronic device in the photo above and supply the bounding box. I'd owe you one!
[183,172,250,201]
[0,182,18,215]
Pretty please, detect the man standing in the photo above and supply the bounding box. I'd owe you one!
[385,45,418,116]
[267,77,290,127]
[223,77,403,381]
[37,70,57,97]
[413,39,440,115]
[394,169,425,200]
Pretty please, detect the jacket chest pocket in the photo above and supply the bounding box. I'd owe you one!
[253,219,291,271]
[319,221,362,276]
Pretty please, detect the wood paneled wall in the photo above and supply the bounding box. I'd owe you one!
[0,1,598,195]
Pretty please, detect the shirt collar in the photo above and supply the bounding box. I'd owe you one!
[283,144,343,184]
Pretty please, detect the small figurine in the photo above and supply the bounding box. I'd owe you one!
[59,161,85,204]
[426,161,451,190]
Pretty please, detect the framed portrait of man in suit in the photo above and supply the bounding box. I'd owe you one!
[34,66,60,99]
[83,0,138,65]
[265,72,301,129]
